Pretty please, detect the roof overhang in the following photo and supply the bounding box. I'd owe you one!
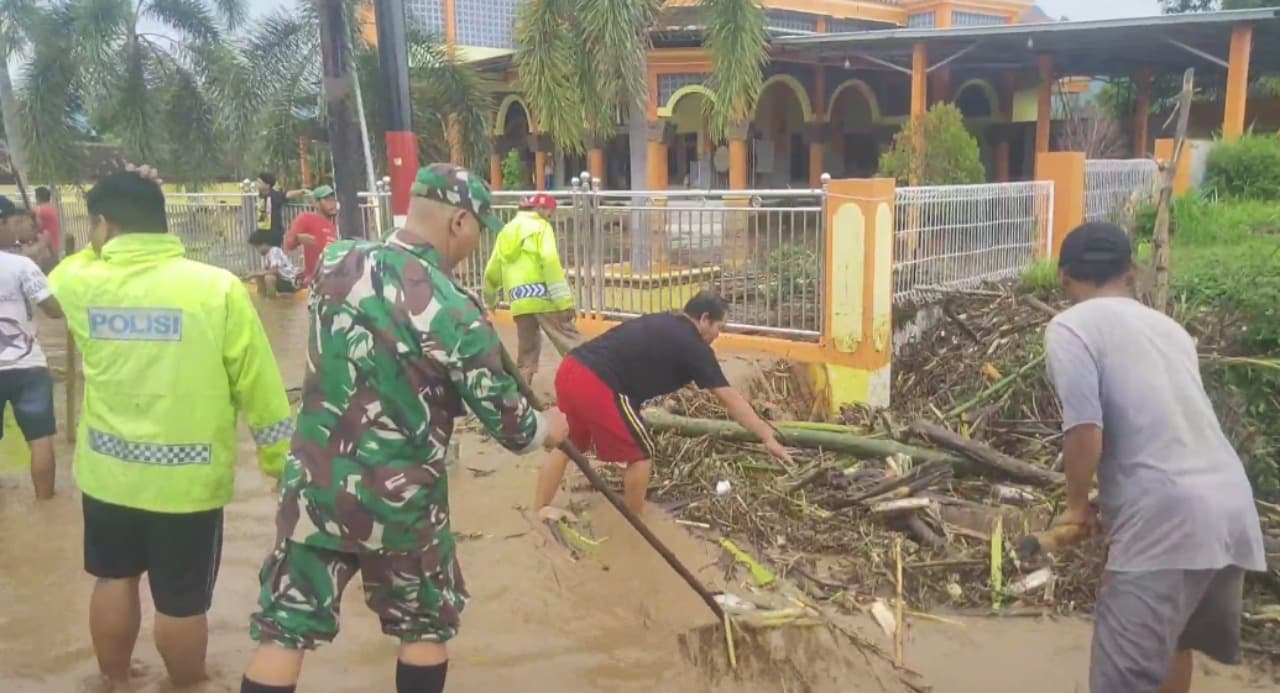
[773,8,1280,77]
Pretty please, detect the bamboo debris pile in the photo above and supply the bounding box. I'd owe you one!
[642,287,1280,661]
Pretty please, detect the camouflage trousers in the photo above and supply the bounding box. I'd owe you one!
[250,540,468,649]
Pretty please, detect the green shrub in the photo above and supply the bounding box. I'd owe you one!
[1130,192,1280,246]
[1204,134,1280,201]
[501,149,528,190]
[1169,233,1280,494]
[877,103,985,186]
[1017,259,1059,295]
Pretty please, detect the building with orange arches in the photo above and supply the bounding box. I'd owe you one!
[369,2,1276,193]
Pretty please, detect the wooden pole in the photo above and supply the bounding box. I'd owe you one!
[1152,69,1194,314]
[894,536,905,667]
[497,346,725,622]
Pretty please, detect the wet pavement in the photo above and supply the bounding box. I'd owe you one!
[0,295,1272,692]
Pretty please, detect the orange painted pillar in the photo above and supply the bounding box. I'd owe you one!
[1154,138,1193,196]
[1036,55,1054,154]
[448,119,464,165]
[808,123,826,188]
[1223,23,1253,142]
[299,137,311,187]
[911,43,929,120]
[732,123,747,189]
[1134,68,1152,157]
[588,148,606,185]
[809,66,827,187]
[534,149,548,191]
[817,177,896,411]
[489,151,503,190]
[646,120,669,190]
[994,130,1011,183]
[1035,151,1085,259]
[931,6,952,106]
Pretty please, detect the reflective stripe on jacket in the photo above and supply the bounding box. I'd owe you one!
[49,234,292,513]
[482,211,574,316]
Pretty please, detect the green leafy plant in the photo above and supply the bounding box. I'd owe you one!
[1204,134,1280,201]
[501,149,528,191]
[1017,259,1059,295]
[764,244,818,305]
[877,104,985,186]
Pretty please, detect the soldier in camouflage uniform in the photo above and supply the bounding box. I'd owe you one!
[241,164,569,693]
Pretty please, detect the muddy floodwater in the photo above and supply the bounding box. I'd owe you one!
[1,296,1274,692]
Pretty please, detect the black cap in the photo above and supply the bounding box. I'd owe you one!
[1058,222,1132,282]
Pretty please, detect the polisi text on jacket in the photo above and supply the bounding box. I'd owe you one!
[88,308,184,342]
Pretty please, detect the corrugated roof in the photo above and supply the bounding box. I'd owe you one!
[772,8,1280,76]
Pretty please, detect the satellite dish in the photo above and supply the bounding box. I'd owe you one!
[713,145,730,173]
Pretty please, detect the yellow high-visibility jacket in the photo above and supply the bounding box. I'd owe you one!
[49,233,291,513]
[482,211,574,316]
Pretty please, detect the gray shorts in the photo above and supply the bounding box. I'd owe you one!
[1091,566,1245,693]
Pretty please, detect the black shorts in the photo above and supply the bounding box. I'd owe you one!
[0,367,56,441]
[277,276,299,294]
[82,495,224,617]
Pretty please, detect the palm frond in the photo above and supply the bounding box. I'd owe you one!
[209,0,246,31]
[514,0,583,151]
[144,0,221,44]
[66,0,132,90]
[400,32,495,169]
[577,0,659,138]
[0,0,39,58]
[16,6,82,180]
[700,0,768,141]
[155,61,221,181]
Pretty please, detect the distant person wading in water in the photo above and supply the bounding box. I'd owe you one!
[0,195,64,499]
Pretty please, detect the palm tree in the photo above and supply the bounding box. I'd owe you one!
[513,0,768,153]
[0,0,39,193]
[220,1,494,185]
[19,0,244,183]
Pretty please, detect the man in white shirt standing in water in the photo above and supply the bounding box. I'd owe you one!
[0,196,64,499]
[1045,221,1265,693]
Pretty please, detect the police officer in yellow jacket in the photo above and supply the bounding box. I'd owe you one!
[482,193,582,384]
[48,168,291,688]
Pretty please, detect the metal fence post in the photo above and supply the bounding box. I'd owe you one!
[240,179,258,273]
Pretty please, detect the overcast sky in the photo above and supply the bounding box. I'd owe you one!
[238,0,1166,24]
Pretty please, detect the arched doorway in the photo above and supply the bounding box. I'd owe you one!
[752,76,811,188]
[496,98,536,189]
[666,86,719,189]
[827,79,883,178]
[954,80,1002,180]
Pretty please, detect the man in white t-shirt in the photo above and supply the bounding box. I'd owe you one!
[245,229,301,297]
[1046,222,1265,693]
[0,195,65,498]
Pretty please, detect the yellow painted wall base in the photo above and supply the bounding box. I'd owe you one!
[807,359,891,418]
[566,263,721,315]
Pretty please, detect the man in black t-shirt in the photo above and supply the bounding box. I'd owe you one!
[254,173,289,247]
[534,291,792,518]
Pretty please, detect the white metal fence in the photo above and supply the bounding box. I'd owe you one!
[1084,159,1159,227]
[44,186,394,276]
[893,181,1053,305]
[456,183,826,338]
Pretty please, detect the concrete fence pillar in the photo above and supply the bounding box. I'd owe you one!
[1153,138,1193,197]
[1035,151,1085,260]
[812,178,895,413]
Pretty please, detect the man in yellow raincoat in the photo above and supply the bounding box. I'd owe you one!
[483,193,582,383]
[48,167,291,688]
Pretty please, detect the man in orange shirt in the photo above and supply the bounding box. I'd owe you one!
[33,187,61,258]
[282,185,339,287]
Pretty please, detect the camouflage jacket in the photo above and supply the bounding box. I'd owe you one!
[277,232,546,554]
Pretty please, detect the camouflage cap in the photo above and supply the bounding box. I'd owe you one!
[409,163,504,232]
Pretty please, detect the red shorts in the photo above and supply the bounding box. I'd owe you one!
[554,356,654,464]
